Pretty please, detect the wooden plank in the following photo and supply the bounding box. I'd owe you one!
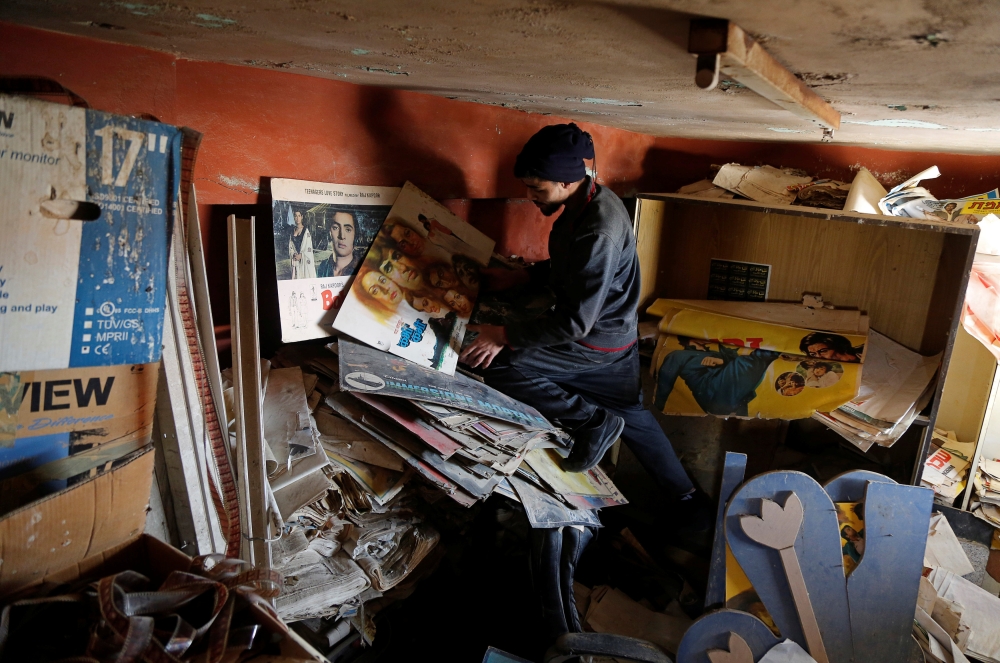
[725,471,852,663]
[186,185,241,556]
[706,452,747,609]
[689,20,840,131]
[638,198,952,352]
[823,470,896,503]
[846,481,933,661]
[911,229,979,484]
[739,494,828,663]
[650,299,866,334]
[638,194,977,235]
[228,215,271,568]
[675,609,781,663]
[634,197,669,309]
[937,327,998,449]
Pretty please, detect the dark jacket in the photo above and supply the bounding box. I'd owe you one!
[505,181,640,350]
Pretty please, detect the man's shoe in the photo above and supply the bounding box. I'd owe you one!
[561,410,625,473]
[675,488,714,533]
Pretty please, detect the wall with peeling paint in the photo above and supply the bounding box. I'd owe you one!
[5,22,1000,337]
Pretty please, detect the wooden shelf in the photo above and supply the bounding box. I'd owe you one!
[633,193,980,485]
[637,193,978,236]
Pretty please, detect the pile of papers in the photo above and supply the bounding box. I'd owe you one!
[260,336,627,641]
[674,164,852,210]
[921,429,976,506]
[914,513,1000,663]
[972,456,1000,528]
[813,330,941,451]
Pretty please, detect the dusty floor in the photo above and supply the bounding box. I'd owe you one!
[3,0,1000,152]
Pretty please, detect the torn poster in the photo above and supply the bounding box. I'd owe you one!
[648,300,866,419]
[337,337,553,430]
[270,178,399,343]
[332,182,495,374]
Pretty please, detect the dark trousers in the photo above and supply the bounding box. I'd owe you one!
[482,342,695,498]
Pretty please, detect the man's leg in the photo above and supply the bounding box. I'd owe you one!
[481,346,599,431]
[562,345,694,497]
[483,345,626,471]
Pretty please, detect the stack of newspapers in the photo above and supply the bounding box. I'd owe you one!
[814,330,941,451]
[258,336,627,644]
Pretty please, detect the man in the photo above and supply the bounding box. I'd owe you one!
[459,123,708,524]
[317,211,359,278]
[799,331,863,363]
[654,337,780,416]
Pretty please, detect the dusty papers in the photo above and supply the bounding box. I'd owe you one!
[922,430,974,505]
[815,329,940,450]
[333,181,495,374]
[924,513,976,576]
[712,164,813,205]
[927,567,1000,663]
[270,179,399,343]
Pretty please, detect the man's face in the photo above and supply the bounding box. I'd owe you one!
[521,177,572,216]
[379,249,423,289]
[390,224,425,255]
[330,212,356,258]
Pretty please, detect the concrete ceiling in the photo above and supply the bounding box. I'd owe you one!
[4,0,1000,153]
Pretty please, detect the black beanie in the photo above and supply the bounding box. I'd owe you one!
[514,123,594,183]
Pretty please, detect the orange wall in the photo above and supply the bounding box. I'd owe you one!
[4,21,1000,335]
[5,22,1000,223]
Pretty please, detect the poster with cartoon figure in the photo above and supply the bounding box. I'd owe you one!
[649,301,867,419]
[271,179,400,342]
[333,182,495,375]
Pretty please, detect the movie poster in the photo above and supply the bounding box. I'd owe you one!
[333,182,495,375]
[271,179,400,342]
[650,302,867,420]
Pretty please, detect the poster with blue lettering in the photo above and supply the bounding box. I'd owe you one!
[333,182,494,375]
[0,94,177,372]
[271,178,400,343]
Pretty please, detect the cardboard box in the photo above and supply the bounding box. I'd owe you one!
[0,362,159,511]
[0,93,179,373]
[0,446,155,598]
[0,448,323,660]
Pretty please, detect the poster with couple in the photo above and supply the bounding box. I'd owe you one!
[332,182,495,375]
[271,179,400,343]
[648,300,868,420]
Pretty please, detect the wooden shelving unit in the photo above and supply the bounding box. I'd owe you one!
[632,193,980,485]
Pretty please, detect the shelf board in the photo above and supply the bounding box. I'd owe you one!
[637,193,979,236]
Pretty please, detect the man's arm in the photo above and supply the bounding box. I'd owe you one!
[504,231,618,348]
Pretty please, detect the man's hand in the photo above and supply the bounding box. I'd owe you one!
[700,357,724,367]
[460,324,507,369]
[481,267,530,292]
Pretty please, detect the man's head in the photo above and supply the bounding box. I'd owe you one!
[799,332,861,362]
[384,220,425,256]
[514,123,595,215]
[330,212,356,258]
[678,336,710,352]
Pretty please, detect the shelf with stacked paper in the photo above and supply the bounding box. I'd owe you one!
[632,193,979,487]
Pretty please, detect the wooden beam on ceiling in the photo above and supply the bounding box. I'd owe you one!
[689,18,841,133]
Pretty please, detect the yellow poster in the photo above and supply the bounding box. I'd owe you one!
[835,502,866,576]
[649,301,866,420]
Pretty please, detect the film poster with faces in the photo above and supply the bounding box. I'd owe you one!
[649,303,868,420]
[270,179,400,343]
[333,182,495,375]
